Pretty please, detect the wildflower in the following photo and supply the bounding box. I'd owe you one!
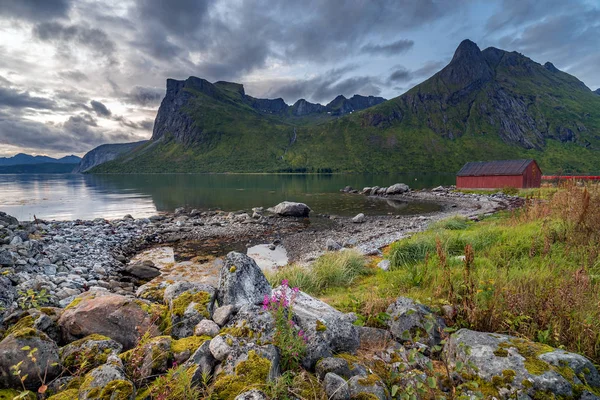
[281,279,289,287]
[292,287,300,293]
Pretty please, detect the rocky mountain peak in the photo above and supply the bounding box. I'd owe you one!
[544,62,560,73]
[594,88,600,95]
[439,39,494,88]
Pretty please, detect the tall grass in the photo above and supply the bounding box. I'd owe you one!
[266,250,370,295]
[383,182,600,363]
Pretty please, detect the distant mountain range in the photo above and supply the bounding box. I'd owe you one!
[86,39,600,174]
[0,154,81,174]
[0,153,81,166]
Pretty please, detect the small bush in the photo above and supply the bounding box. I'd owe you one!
[502,186,519,196]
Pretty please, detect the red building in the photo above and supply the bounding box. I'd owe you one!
[456,159,542,189]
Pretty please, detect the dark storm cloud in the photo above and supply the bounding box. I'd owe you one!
[0,87,57,110]
[1,0,71,21]
[68,113,98,127]
[0,116,147,153]
[112,115,154,130]
[268,66,381,104]
[412,61,445,79]
[90,100,111,117]
[123,86,164,106]
[361,39,414,56]
[33,22,116,62]
[388,67,412,82]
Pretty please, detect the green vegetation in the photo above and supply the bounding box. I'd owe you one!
[316,182,600,364]
[91,46,600,174]
[266,250,370,295]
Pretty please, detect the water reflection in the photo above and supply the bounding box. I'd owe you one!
[0,173,455,221]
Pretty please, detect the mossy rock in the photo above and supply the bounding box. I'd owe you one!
[3,315,34,338]
[85,380,135,400]
[60,334,122,374]
[171,335,211,355]
[47,389,79,400]
[212,350,272,400]
[0,389,34,400]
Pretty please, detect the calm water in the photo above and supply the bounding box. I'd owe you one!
[0,173,455,221]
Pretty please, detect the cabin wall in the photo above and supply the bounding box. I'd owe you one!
[522,162,542,188]
[456,175,524,189]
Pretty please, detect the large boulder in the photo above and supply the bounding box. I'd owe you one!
[347,375,390,399]
[123,260,160,280]
[164,282,216,339]
[184,340,217,383]
[386,297,446,348]
[273,287,359,370]
[217,252,272,307]
[58,291,161,350]
[0,329,61,390]
[385,183,410,195]
[60,334,122,374]
[267,201,311,217]
[324,372,350,400]
[446,329,600,399]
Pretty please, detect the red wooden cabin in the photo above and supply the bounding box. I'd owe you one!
[456,159,542,189]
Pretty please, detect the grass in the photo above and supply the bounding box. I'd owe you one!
[296,182,600,364]
[266,250,371,295]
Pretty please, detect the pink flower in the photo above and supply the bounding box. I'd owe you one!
[298,330,304,337]
[281,279,289,287]
[292,287,300,293]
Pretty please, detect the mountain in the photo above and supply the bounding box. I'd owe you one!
[91,40,600,174]
[0,163,78,174]
[0,153,81,166]
[595,89,600,95]
[74,141,148,173]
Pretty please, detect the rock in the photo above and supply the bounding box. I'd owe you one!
[446,329,600,398]
[432,185,445,192]
[235,390,269,400]
[209,334,232,361]
[352,213,366,223]
[0,249,15,266]
[194,319,220,337]
[58,292,160,350]
[0,211,18,226]
[164,281,217,339]
[185,341,217,383]
[0,276,15,312]
[324,372,350,400]
[386,183,410,195]
[377,259,390,271]
[275,287,359,369]
[212,304,235,326]
[217,252,272,307]
[223,304,275,342]
[326,238,343,251]
[124,260,160,280]
[267,201,311,217]
[347,375,390,399]
[122,336,172,380]
[316,357,353,380]
[60,334,122,373]
[386,297,446,347]
[79,360,134,400]
[358,326,393,348]
[0,329,61,390]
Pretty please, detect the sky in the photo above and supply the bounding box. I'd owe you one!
[0,0,599,158]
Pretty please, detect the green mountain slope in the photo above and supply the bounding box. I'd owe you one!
[92,40,600,174]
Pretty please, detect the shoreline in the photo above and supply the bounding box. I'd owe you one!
[0,188,522,318]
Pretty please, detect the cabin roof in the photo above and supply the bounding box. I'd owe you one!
[457,159,537,177]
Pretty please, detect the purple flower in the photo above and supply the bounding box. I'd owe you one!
[298,330,304,337]
[281,279,289,287]
[292,287,300,293]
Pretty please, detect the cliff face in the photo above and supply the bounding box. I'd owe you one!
[74,141,147,173]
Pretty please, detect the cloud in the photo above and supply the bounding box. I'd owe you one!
[361,39,414,56]
[33,22,117,63]
[113,115,154,130]
[388,67,412,82]
[123,86,164,106]
[90,100,111,117]
[1,0,71,22]
[0,87,57,110]
[57,70,88,82]
[266,66,381,104]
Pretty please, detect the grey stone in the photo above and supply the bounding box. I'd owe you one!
[386,183,410,195]
[326,238,343,251]
[185,341,217,383]
[267,201,311,217]
[358,326,393,348]
[60,335,122,371]
[79,361,134,400]
[209,334,232,361]
[347,375,390,399]
[386,297,446,347]
[324,372,350,400]
[234,390,269,400]
[445,329,600,398]
[316,357,352,380]
[124,260,160,280]
[217,252,272,307]
[352,213,366,223]
[212,304,235,326]
[164,281,217,339]
[194,319,220,337]
[377,259,390,271]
